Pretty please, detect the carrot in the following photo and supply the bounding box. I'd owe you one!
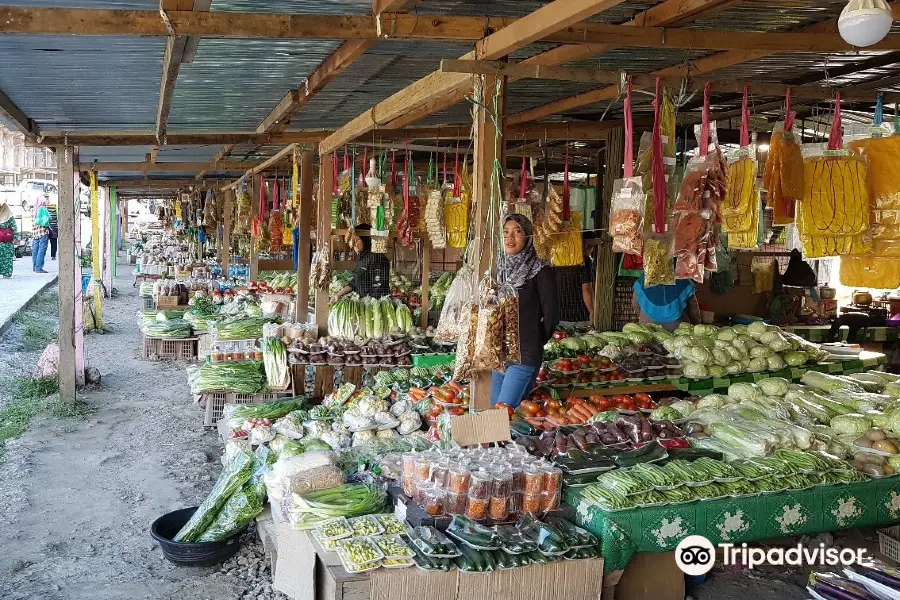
[409,388,428,400]
[584,404,599,416]
[447,381,464,394]
[525,417,545,429]
[570,405,592,421]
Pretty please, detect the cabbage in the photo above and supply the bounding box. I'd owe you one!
[738,335,756,347]
[801,371,863,394]
[653,330,674,343]
[716,328,737,342]
[669,400,697,418]
[707,422,771,457]
[726,362,744,375]
[713,339,731,350]
[758,377,789,397]
[748,357,768,372]
[887,382,900,399]
[725,347,743,361]
[759,331,781,346]
[693,324,716,337]
[708,365,727,378]
[625,331,653,344]
[662,338,678,354]
[672,335,693,350]
[732,324,748,335]
[697,394,727,410]
[830,414,873,435]
[696,337,716,349]
[741,358,752,370]
[728,382,762,401]
[684,362,709,379]
[845,373,887,394]
[750,346,772,359]
[767,354,786,371]
[787,424,813,449]
[649,406,682,421]
[731,337,747,351]
[747,321,769,339]
[623,323,650,335]
[676,322,694,336]
[712,349,730,367]
[783,351,809,367]
[690,347,713,365]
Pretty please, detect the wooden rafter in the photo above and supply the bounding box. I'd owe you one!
[378,0,737,132]
[0,87,38,136]
[508,0,900,124]
[372,0,421,15]
[318,0,630,154]
[440,60,900,102]
[80,161,263,172]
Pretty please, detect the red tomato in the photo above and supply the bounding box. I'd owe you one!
[634,393,653,404]
[449,407,466,416]
[428,403,444,418]
[495,403,514,417]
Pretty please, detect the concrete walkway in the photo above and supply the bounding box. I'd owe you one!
[0,251,59,335]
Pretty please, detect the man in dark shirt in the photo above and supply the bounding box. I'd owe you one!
[555,253,595,326]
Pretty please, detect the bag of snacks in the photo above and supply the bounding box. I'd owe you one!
[435,263,475,341]
[763,91,804,225]
[643,232,675,288]
[453,303,479,381]
[472,286,503,372]
[499,284,520,364]
[609,178,645,255]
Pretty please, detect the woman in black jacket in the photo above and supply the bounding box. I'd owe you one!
[491,214,559,409]
[330,224,390,301]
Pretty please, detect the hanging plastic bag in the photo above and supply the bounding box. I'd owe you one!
[643,232,675,287]
[839,256,900,289]
[763,90,804,225]
[453,303,479,381]
[435,264,475,341]
[751,260,776,294]
[608,76,645,256]
[499,283,520,364]
[472,284,504,372]
[849,135,900,247]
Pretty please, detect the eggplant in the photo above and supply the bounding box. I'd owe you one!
[854,564,900,591]
[810,573,878,600]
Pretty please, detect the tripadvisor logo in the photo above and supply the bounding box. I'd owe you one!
[675,535,873,575]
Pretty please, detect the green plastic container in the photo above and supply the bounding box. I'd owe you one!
[412,353,455,367]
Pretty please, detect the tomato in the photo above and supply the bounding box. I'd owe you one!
[634,393,653,404]
[428,403,444,418]
[448,407,466,416]
[546,399,562,410]
[552,331,568,341]
[494,403,514,417]
[577,354,591,365]
[520,400,540,416]
[594,397,612,411]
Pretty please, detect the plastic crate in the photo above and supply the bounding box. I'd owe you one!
[202,391,292,427]
[141,295,155,311]
[878,526,900,563]
[412,353,456,367]
[141,336,198,361]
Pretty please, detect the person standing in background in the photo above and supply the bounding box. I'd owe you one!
[0,198,16,278]
[31,194,50,273]
[47,197,58,260]
[555,249,595,327]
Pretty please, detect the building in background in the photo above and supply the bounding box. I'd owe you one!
[0,122,57,187]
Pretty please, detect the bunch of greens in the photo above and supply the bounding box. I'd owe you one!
[193,361,266,394]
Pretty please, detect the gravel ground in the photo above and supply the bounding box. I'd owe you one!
[0,273,285,600]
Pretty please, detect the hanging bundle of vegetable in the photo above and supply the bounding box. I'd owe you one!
[395,148,415,247]
[533,186,564,262]
[235,182,251,235]
[763,89,804,225]
[269,176,284,254]
[672,82,726,283]
[721,87,761,249]
[609,75,645,256]
[797,93,872,258]
[425,150,447,249]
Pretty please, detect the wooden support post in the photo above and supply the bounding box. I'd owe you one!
[222,188,233,275]
[315,154,334,337]
[102,186,113,293]
[57,145,80,399]
[249,175,261,281]
[596,127,622,332]
[296,149,314,322]
[470,73,506,411]
[420,239,431,329]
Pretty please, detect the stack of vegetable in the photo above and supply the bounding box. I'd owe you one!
[328,295,415,340]
[261,337,290,390]
[190,361,267,394]
[142,315,192,339]
[210,316,277,341]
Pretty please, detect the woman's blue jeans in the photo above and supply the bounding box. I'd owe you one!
[490,363,538,409]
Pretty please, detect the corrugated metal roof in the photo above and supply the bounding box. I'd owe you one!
[0,35,163,131]
[413,0,655,22]
[168,38,343,131]
[211,0,371,14]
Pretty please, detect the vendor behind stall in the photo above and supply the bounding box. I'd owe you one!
[631,275,701,331]
[330,224,390,301]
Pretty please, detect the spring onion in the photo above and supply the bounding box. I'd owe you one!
[289,484,386,529]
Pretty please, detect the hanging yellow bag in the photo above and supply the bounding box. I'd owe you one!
[840,256,900,289]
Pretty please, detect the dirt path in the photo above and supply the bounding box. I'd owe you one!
[0,274,281,600]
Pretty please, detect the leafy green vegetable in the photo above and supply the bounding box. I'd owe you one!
[193,361,267,394]
[174,450,254,542]
[197,446,272,542]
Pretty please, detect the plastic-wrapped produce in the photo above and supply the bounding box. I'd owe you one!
[174,450,254,542]
[435,264,475,341]
[197,446,273,542]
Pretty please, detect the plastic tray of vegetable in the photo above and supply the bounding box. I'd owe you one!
[516,515,569,556]
[410,526,462,558]
[580,484,634,511]
[314,517,352,542]
[372,514,406,536]
[410,543,454,571]
[339,537,384,564]
[446,516,500,551]
[454,544,496,573]
[381,558,414,569]
[348,515,384,537]
[494,524,538,555]
[371,535,414,560]
[547,517,599,550]
[564,545,602,560]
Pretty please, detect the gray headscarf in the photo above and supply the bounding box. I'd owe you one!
[500,214,547,289]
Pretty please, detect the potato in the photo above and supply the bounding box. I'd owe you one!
[873,440,899,455]
[867,429,887,441]
[863,464,885,476]
[856,436,874,448]
[868,454,887,466]
[884,465,896,475]
[855,452,872,463]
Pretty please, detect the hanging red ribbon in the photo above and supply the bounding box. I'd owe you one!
[519,156,528,199]
[281,176,287,211]
[273,174,280,211]
[828,92,843,151]
[562,146,571,222]
[343,147,349,172]
[699,82,711,157]
[403,147,411,216]
[259,176,267,221]
[391,150,397,188]
[651,77,666,234]
[784,88,797,132]
[332,153,339,195]
[453,141,461,197]
[623,75,634,178]
[740,86,750,148]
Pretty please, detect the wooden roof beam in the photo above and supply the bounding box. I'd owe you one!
[0,87,39,137]
[378,0,740,131]
[318,0,630,154]
[81,160,263,172]
[372,0,421,15]
[506,1,900,125]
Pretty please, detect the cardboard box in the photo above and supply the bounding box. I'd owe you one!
[156,295,179,309]
[450,409,511,446]
[614,551,684,600]
[271,522,604,600]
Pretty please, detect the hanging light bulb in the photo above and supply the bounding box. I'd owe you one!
[839,0,893,47]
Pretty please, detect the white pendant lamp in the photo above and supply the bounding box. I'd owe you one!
[839,0,894,47]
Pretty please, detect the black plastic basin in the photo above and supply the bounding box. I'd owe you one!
[150,506,243,567]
